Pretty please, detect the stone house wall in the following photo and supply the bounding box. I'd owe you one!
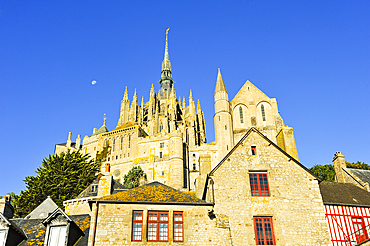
[209,130,330,246]
[88,203,231,246]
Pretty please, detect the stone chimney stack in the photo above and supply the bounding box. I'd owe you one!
[0,196,14,219]
[333,151,347,183]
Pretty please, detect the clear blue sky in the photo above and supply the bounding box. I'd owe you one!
[1,1,369,196]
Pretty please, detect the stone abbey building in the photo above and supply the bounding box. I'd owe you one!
[50,30,333,245]
[55,30,299,193]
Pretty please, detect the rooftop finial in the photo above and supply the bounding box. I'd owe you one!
[103,113,107,126]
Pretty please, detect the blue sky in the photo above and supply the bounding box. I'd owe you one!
[1,1,369,195]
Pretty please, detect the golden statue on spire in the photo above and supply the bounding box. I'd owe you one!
[166,27,170,35]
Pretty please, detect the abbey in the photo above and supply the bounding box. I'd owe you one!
[55,31,299,193]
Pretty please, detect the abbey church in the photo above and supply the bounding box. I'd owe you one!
[41,30,338,245]
[55,30,299,193]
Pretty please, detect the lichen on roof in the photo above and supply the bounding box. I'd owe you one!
[98,181,209,204]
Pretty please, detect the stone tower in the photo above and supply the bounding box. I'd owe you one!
[214,69,234,162]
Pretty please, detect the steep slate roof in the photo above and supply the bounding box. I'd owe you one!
[11,214,90,246]
[96,181,211,205]
[91,124,109,137]
[209,127,319,180]
[347,168,370,184]
[24,197,58,220]
[319,181,370,207]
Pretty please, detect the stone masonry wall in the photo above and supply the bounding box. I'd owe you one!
[88,203,231,246]
[210,131,330,246]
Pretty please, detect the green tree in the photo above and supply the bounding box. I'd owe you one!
[346,161,370,170]
[309,164,336,182]
[13,149,102,218]
[123,166,147,188]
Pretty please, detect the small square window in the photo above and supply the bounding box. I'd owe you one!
[249,172,270,197]
[160,143,164,148]
[253,217,275,245]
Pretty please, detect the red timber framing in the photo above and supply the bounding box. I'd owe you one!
[325,205,370,246]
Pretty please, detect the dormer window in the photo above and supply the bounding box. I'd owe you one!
[43,208,84,246]
[0,230,7,246]
[46,225,67,246]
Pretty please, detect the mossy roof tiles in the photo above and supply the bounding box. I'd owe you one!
[97,182,211,205]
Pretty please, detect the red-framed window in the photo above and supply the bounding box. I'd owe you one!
[148,211,169,242]
[251,146,257,155]
[253,217,276,245]
[352,217,369,243]
[132,211,143,241]
[249,172,270,197]
[173,212,184,242]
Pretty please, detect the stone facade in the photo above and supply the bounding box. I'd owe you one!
[56,31,298,193]
[204,128,330,245]
[88,203,230,246]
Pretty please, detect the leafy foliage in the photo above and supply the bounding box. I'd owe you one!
[309,164,336,182]
[13,150,102,218]
[123,166,147,188]
[346,161,370,170]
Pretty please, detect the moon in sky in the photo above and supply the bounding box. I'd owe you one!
[92,80,97,85]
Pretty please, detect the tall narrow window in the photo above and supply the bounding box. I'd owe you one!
[121,137,123,150]
[47,226,67,246]
[159,152,163,159]
[239,106,244,124]
[132,211,143,242]
[113,139,115,152]
[173,212,184,242]
[261,105,266,121]
[251,146,257,155]
[159,122,163,132]
[148,211,169,242]
[249,172,270,197]
[105,163,110,172]
[128,135,131,148]
[193,163,196,171]
[253,217,275,245]
[352,217,368,243]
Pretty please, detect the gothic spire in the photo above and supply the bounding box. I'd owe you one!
[159,28,173,98]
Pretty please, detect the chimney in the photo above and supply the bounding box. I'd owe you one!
[0,196,14,219]
[97,175,113,197]
[333,151,347,183]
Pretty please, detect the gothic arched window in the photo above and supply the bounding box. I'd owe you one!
[113,139,115,152]
[159,122,163,132]
[261,105,266,121]
[239,106,244,124]
[128,135,131,148]
[121,137,123,150]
